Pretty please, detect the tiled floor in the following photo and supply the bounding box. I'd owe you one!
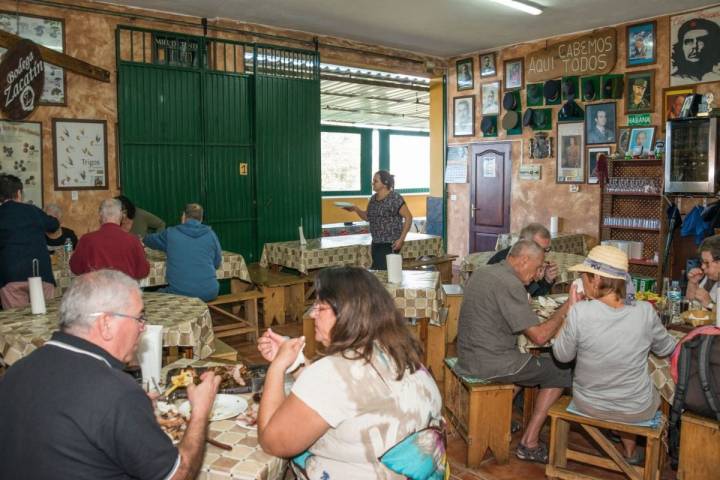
[226,322,677,480]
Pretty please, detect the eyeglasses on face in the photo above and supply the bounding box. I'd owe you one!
[310,302,333,313]
[89,311,147,325]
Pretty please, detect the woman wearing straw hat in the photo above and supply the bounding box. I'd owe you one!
[552,245,677,465]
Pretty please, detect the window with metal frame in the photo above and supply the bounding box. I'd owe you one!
[379,129,430,194]
[321,125,372,196]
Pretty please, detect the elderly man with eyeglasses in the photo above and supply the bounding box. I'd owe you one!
[686,235,720,310]
[0,269,221,480]
[488,223,559,297]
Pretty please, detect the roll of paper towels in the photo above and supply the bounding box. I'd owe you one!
[629,241,644,259]
[550,216,559,236]
[28,276,46,315]
[386,254,403,284]
[137,325,164,387]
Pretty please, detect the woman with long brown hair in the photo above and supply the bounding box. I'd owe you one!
[256,266,442,479]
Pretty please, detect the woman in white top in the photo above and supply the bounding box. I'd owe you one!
[553,246,677,464]
[256,266,442,479]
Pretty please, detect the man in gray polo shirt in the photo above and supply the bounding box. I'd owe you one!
[456,240,576,463]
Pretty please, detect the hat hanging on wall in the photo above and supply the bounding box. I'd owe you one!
[502,91,518,111]
[543,79,561,105]
[502,109,519,130]
[522,109,535,127]
[523,108,552,130]
[562,76,578,101]
[481,115,497,136]
[526,83,544,107]
[558,98,584,122]
[601,75,624,100]
[581,76,598,102]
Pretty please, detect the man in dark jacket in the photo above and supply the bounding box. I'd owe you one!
[0,174,59,308]
[488,223,558,297]
[144,203,222,301]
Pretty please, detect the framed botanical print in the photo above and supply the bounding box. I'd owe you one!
[0,121,42,206]
[0,11,66,105]
[53,119,108,190]
[480,52,496,77]
[481,81,500,115]
[453,96,474,137]
[625,70,655,114]
[504,58,523,91]
[587,146,610,184]
[626,21,656,67]
[456,58,474,91]
[557,122,584,183]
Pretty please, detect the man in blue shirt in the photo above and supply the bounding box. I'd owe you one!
[144,203,222,301]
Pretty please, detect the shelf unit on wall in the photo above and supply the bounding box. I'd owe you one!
[599,159,667,285]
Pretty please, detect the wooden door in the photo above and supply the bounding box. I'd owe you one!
[469,143,512,252]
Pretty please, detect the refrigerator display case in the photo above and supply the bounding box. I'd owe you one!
[664,117,719,194]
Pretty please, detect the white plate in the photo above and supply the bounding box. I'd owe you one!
[178,394,248,422]
[333,201,354,208]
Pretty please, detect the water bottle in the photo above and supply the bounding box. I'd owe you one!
[668,281,682,323]
[63,237,73,266]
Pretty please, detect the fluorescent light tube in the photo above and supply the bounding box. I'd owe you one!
[489,0,543,15]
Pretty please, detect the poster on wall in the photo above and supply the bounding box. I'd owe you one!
[670,5,720,86]
[556,122,584,184]
[0,121,42,206]
[0,12,66,104]
[53,119,108,190]
[445,146,468,183]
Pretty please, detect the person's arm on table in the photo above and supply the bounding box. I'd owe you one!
[392,203,413,252]
[144,230,168,252]
[258,338,329,457]
[170,372,221,480]
[524,284,580,346]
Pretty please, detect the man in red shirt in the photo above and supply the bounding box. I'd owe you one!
[70,199,150,279]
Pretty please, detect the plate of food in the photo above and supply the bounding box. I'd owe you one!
[333,201,354,208]
[165,364,267,398]
[156,401,187,444]
[178,394,248,422]
[236,403,259,430]
[682,309,714,327]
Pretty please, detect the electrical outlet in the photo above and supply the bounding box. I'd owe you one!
[71,191,78,201]
[569,185,579,193]
[450,194,457,201]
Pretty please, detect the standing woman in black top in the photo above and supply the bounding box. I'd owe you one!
[344,170,413,269]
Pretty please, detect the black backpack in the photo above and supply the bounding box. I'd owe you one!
[668,332,720,469]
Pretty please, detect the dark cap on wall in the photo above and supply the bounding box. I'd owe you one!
[543,79,561,102]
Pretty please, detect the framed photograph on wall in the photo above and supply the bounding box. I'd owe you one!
[585,102,616,144]
[587,146,611,184]
[504,58,523,91]
[616,127,632,157]
[453,96,475,137]
[53,119,108,190]
[628,126,656,155]
[480,52,496,77]
[663,86,695,121]
[556,122,584,183]
[626,70,655,113]
[0,121,42,206]
[456,58,474,91]
[670,5,720,86]
[481,81,500,114]
[626,21,656,67]
[0,11,66,105]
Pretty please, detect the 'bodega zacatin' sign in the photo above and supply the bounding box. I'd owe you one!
[525,28,617,83]
[0,39,44,120]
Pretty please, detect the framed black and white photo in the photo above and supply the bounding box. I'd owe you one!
[626,21,656,67]
[480,52,496,77]
[0,121,42,206]
[504,58,523,91]
[585,102,616,145]
[0,11,66,105]
[587,146,610,184]
[481,81,500,115]
[670,5,720,86]
[557,122,584,183]
[456,58,474,91]
[453,96,474,137]
[53,119,108,190]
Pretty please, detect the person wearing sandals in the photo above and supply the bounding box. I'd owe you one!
[256,267,445,479]
[553,246,677,464]
[342,170,413,270]
[456,239,577,463]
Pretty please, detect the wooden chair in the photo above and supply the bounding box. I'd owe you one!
[443,357,514,467]
[248,264,312,327]
[677,412,720,480]
[546,396,664,480]
[207,289,264,342]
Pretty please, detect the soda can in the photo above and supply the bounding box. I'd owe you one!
[632,276,641,292]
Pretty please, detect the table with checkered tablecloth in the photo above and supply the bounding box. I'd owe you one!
[52,249,250,296]
[260,232,444,274]
[460,251,585,284]
[372,270,442,325]
[160,358,286,480]
[0,292,214,365]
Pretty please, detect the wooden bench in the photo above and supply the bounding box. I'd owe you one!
[443,357,514,467]
[677,412,720,480]
[208,289,264,342]
[248,264,312,327]
[403,254,458,284]
[441,284,463,343]
[546,396,663,480]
